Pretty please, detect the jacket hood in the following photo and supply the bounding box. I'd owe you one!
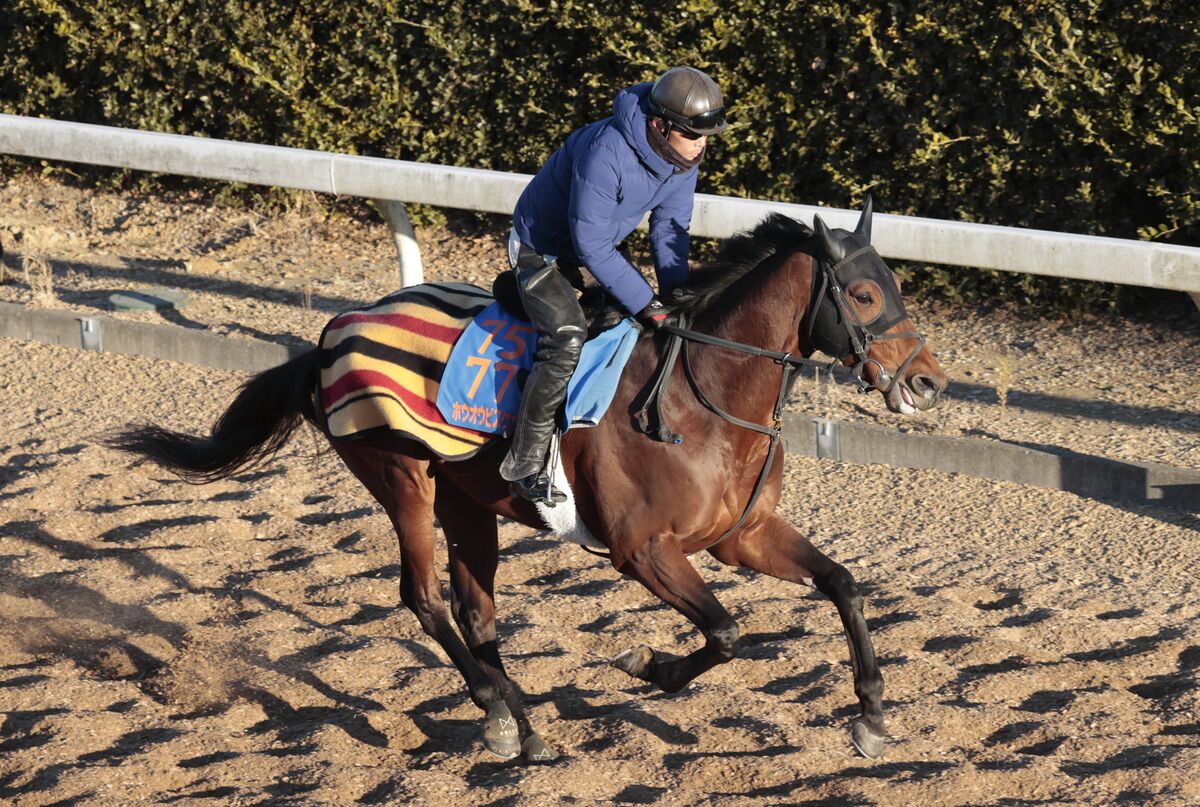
[612,83,675,180]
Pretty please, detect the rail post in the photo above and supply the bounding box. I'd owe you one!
[371,199,424,287]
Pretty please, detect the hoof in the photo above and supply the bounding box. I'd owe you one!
[521,732,560,763]
[483,701,521,760]
[850,719,886,760]
[610,646,654,681]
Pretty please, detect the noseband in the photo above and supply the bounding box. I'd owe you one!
[806,243,926,395]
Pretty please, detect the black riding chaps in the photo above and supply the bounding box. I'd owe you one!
[498,246,587,482]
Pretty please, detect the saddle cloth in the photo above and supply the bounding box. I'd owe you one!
[319,283,637,460]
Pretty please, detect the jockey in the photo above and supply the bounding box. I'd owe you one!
[501,66,727,504]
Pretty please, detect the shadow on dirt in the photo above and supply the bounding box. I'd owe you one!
[244,688,388,749]
[4,519,195,592]
[532,682,700,747]
[97,515,219,546]
[0,726,183,800]
[46,255,365,317]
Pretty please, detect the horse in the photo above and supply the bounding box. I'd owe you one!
[107,199,947,763]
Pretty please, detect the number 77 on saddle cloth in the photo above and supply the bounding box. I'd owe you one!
[436,302,639,435]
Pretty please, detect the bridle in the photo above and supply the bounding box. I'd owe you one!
[806,242,927,396]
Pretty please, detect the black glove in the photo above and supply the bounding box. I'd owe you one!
[634,299,672,331]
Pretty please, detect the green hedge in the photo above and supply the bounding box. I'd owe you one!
[3,0,1198,311]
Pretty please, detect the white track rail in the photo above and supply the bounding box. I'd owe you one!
[1,113,1198,293]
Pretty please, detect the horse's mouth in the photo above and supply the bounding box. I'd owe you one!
[859,360,941,415]
[884,381,918,415]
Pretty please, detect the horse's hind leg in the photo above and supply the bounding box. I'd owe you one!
[708,514,886,760]
[435,484,559,762]
[331,441,517,758]
[608,536,741,694]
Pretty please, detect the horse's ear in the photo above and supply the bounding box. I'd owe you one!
[813,214,845,262]
[855,194,874,243]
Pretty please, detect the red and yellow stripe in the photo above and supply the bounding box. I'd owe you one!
[318,283,494,458]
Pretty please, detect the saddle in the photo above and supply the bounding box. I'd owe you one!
[491,269,627,339]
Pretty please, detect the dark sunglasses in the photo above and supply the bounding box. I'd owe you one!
[679,107,726,132]
[653,102,726,137]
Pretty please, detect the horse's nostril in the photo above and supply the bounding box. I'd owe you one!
[910,374,940,399]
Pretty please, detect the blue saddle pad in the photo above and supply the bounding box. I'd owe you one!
[436,302,638,434]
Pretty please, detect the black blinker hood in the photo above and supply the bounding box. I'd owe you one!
[807,232,910,360]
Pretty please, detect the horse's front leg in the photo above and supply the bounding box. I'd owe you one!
[609,535,740,693]
[709,514,886,760]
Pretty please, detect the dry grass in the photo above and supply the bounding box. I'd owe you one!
[995,350,1013,427]
[22,251,55,304]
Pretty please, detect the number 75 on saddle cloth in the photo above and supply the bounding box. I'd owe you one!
[435,302,639,435]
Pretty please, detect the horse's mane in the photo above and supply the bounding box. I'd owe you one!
[668,213,814,320]
[575,213,814,330]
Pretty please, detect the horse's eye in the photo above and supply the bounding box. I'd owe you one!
[855,292,872,305]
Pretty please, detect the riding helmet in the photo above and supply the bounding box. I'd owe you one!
[648,67,727,136]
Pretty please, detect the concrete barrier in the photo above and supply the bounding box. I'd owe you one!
[0,302,306,372]
[782,417,1198,508]
[3,301,1196,509]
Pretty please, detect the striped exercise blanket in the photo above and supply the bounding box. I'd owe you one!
[318,283,496,459]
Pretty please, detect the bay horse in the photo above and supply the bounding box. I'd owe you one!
[107,200,946,763]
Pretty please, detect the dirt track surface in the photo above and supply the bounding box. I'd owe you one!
[2,341,1199,806]
[2,177,1200,805]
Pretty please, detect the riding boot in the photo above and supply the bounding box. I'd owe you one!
[499,251,587,505]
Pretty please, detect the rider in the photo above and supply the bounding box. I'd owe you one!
[500,66,728,504]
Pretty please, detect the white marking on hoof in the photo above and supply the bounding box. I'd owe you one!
[483,702,521,759]
[522,733,560,762]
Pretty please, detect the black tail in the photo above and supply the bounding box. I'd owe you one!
[105,350,320,483]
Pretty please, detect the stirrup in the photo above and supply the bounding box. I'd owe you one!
[510,472,567,506]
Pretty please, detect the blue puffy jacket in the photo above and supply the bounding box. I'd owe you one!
[512,82,698,315]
